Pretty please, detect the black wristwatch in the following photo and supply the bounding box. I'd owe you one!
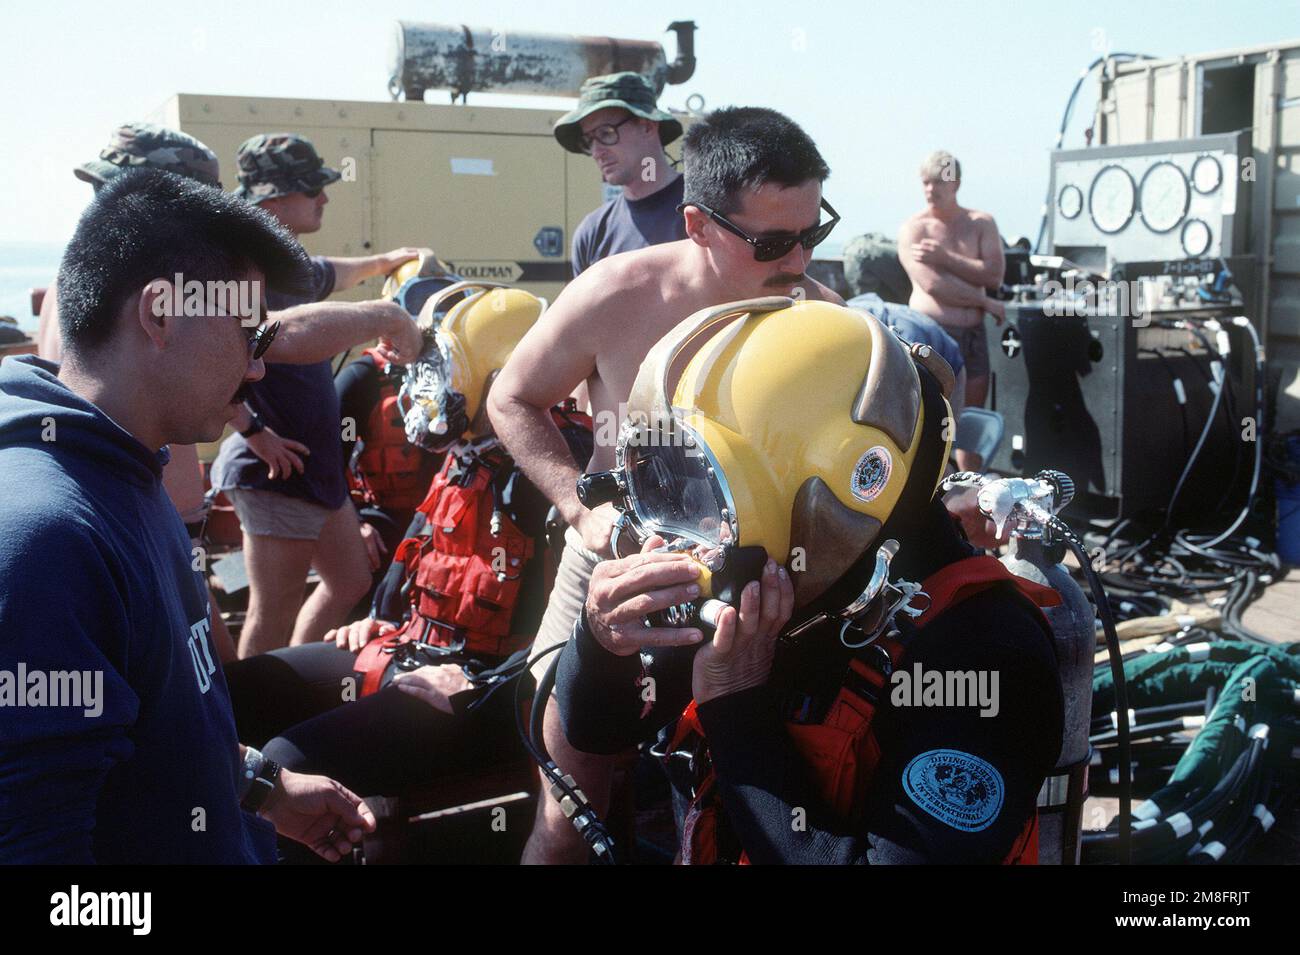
[238,747,282,813]
[239,413,265,439]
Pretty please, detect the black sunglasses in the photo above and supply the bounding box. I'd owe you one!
[680,199,841,262]
[578,115,636,155]
[247,320,280,360]
[302,187,323,199]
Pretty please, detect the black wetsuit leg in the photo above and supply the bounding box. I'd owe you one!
[261,671,533,797]
[225,642,359,748]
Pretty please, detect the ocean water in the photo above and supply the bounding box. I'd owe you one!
[0,241,62,334]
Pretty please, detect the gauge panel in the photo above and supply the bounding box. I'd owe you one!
[1088,165,1136,235]
[1191,154,1222,194]
[1138,161,1190,234]
[1181,218,1211,257]
[1058,184,1083,220]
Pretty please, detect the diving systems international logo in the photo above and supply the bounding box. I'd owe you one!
[850,446,892,503]
[902,749,1004,832]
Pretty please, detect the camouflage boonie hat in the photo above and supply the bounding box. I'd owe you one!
[235,133,341,203]
[75,122,222,188]
[553,72,682,154]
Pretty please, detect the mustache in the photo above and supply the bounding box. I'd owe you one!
[763,273,806,287]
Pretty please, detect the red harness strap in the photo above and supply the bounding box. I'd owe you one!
[673,555,1060,865]
[349,350,438,512]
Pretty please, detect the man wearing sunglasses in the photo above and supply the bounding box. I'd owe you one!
[489,105,844,863]
[0,172,379,862]
[554,72,688,277]
[212,132,428,659]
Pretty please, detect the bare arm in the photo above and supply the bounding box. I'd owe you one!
[266,300,421,365]
[487,277,605,527]
[940,218,1005,289]
[899,224,989,310]
[325,247,431,293]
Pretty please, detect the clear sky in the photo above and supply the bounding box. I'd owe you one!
[1,0,1296,248]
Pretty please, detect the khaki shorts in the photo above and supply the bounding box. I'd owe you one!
[947,322,990,380]
[226,487,335,540]
[529,525,602,681]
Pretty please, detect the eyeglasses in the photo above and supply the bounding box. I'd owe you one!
[578,116,636,155]
[247,320,280,360]
[302,187,323,199]
[680,199,841,262]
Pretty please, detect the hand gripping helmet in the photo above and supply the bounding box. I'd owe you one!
[580,297,957,632]
[381,251,462,316]
[398,281,545,453]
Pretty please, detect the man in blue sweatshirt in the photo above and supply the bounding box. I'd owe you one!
[0,170,376,863]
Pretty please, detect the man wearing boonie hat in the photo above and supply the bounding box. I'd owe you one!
[212,132,429,660]
[554,72,687,277]
[39,123,223,360]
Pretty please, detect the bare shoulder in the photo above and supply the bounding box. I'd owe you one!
[967,208,1000,230]
[541,242,679,336]
[899,211,927,237]
[803,278,845,305]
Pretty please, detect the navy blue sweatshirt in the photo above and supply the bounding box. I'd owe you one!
[0,356,276,863]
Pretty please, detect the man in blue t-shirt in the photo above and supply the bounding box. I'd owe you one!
[211,133,428,658]
[0,172,376,863]
[554,73,688,277]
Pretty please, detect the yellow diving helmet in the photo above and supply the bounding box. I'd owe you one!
[399,281,545,452]
[382,251,460,316]
[578,297,956,631]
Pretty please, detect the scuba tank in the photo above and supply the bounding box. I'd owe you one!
[945,469,1095,865]
[1001,533,1094,865]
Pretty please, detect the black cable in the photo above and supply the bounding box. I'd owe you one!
[513,642,617,864]
[1034,52,1156,252]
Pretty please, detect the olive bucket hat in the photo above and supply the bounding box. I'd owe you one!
[553,71,682,154]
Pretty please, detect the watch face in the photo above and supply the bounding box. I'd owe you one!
[1192,154,1222,194]
[1181,218,1212,257]
[1058,183,1083,220]
[1139,161,1190,234]
[1089,165,1136,234]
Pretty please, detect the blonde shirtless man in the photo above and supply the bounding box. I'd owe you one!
[487,106,844,864]
[899,151,1005,471]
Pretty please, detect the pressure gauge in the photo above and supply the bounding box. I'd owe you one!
[1139,161,1190,234]
[1192,154,1222,194]
[1088,165,1136,234]
[1058,184,1083,220]
[1181,218,1212,257]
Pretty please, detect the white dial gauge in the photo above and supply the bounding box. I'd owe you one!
[1058,184,1083,219]
[1089,165,1136,234]
[1181,218,1212,257]
[1192,154,1222,194]
[1139,161,1190,234]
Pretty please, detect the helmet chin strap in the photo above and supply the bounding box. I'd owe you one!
[783,539,929,647]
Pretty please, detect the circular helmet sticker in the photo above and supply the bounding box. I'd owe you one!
[851,446,893,503]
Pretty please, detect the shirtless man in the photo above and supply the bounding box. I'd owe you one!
[898,151,1005,471]
[487,106,843,864]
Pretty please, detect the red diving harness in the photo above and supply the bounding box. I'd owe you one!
[667,555,1062,865]
[354,407,591,696]
[349,349,438,513]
